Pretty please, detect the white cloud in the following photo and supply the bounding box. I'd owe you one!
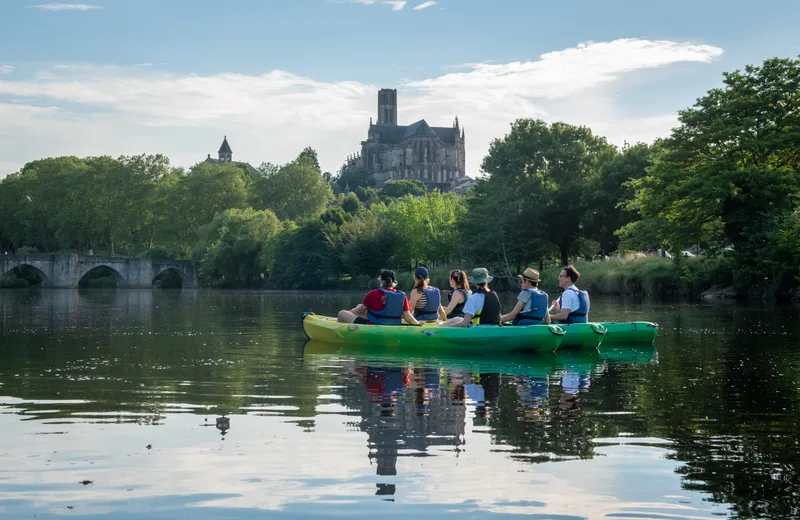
[0,38,723,179]
[0,66,14,75]
[29,3,101,10]
[384,0,407,9]
[414,1,437,9]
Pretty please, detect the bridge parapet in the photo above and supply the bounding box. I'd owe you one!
[0,254,197,289]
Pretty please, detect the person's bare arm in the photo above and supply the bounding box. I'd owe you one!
[402,309,421,325]
[501,300,525,322]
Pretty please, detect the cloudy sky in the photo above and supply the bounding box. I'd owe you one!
[1,0,798,178]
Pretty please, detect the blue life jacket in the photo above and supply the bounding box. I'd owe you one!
[413,286,441,321]
[512,287,549,326]
[366,288,406,325]
[558,286,590,324]
[446,288,470,319]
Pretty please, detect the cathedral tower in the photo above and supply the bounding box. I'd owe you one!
[377,88,397,125]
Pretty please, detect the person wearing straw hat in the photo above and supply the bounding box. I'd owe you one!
[439,267,502,328]
[501,267,551,326]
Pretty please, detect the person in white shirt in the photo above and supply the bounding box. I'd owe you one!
[550,264,590,324]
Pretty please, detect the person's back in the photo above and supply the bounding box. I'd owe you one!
[367,287,408,325]
[336,270,419,326]
[413,285,442,321]
[470,284,501,326]
[513,287,549,325]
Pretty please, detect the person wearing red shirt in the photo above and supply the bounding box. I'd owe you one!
[337,270,420,326]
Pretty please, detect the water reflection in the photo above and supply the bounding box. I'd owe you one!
[1,289,798,518]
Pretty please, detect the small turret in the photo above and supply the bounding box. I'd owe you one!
[218,135,232,162]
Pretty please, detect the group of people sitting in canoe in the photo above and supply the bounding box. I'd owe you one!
[337,265,590,327]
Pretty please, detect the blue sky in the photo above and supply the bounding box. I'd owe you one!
[1,0,799,177]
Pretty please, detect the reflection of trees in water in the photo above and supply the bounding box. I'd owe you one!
[0,290,335,426]
[638,327,800,518]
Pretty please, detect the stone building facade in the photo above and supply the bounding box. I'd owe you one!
[345,89,466,189]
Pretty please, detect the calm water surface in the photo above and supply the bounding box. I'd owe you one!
[1,289,799,519]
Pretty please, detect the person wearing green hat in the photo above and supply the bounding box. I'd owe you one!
[501,267,551,326]
[439,267,502,328]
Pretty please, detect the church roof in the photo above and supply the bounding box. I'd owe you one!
[204,156,258,176]
[403,119,437,139]
[368,120,461,145]
[218,136,232,154]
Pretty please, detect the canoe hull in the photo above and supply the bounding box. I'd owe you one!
[599,321,659,344]
[556,322,607,349]
[302,313,565,353]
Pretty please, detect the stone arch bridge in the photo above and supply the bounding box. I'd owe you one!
[0,254,197,288]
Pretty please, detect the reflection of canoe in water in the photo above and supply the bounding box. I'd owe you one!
[303,340,560,378]
[599,344,658,365]
[301,313,565,353]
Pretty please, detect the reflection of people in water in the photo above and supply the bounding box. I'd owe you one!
[347,364,468,496]
[559,368,591,412]
[515,375,549,421]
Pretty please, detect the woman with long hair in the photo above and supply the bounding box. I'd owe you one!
[408,266,447,322]
[443,269,471,319]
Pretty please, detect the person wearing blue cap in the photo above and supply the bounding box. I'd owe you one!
[409,266,447,322]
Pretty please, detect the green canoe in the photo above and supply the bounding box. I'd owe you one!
[598,321,659,345]
[555,322,608,349]
[302,313,565,353]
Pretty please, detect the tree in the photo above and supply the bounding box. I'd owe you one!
[621,56,800,286]
[298,147,321,173]
[335,162,371,192]
[169,161,250,254]
[380,179,426,199]
[385,191,466,266]
[192,208,282,288]
[586,142,652,257]
[251,156,333,221]
[341,192,364,216]
[479,119,616,265]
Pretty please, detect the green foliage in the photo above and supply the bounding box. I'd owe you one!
[541,256,732,298]
[298,147,322,173]
[355,186,378,206]
[335,162,371,192]
[380,179,426,199]
[341,192,364,216]
[251,156,333,221]
[192,208,282,288]
[622,57,800,286]
[385,191,466,267]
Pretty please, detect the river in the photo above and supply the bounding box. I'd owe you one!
[0,289,798,519]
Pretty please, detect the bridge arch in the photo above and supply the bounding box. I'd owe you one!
[152,266,189,288]
[0,263,52,287]
[78,264,126,288]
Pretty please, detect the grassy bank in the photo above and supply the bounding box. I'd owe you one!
[537,255,733,299]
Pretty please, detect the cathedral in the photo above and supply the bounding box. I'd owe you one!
[345,89,468,190]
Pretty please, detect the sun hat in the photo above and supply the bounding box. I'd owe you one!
[519,267,541,283]
[414,266,430,279]
[471,267,493,285]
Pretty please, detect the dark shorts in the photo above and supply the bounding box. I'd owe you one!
[353,317,369,325]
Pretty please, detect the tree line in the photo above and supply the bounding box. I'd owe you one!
[1,56,799,298]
